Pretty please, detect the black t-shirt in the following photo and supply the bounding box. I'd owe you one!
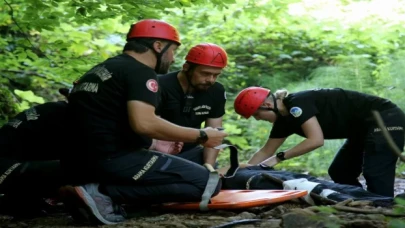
[67,54,157,157]
[0,101,69,160]
[156,71,226,150]
[270,88,396,139]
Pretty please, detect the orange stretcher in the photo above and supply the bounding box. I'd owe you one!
[161,189,308,210]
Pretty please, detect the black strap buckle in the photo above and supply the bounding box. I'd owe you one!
[199,145,240,211]
[182,94,194,114]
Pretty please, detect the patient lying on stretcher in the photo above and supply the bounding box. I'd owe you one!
[217,164,394,207]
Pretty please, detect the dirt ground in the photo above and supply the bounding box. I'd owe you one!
[1,178,405,228]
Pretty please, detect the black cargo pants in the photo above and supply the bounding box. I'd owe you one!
[63,149,221,205]
[328,107,405,197]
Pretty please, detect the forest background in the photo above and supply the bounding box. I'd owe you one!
[1,0,405,176]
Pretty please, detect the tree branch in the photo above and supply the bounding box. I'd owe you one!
[308,205,405,217]
[371,110,405,162]
[1,69,46,78]
[332,205,405,217]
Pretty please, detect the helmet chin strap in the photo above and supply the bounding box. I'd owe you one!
[270,93,279,113]
[153,43,171,73]
[259,93,279,115]
[185,70,197,90]
[132,40,172,73]
[182,71,196,114]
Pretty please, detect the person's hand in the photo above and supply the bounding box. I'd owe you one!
[169,141,184,154]
[239,163,253,169]
[202,127,228,148]
[216,166,230,176]
[154,139,184,155]
[260,155,279,168]
[216,163,253,176]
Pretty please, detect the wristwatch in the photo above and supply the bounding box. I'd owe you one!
[276,151,286,161]
[196,130,208,144]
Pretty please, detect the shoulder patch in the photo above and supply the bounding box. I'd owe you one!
[290,107,303,118]
[146,79,158,93]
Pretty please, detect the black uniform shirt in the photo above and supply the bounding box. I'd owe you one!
[0,101,69,160]
[68,53,158,157]
[156,71,226,150]
[270,88,396,139]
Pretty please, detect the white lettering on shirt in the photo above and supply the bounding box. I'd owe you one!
[194,105,211,111]
[71,82,99,93]
[25,107,40,121]
[6,119,22,128]
[87,65,112,82]
[193,105,211,116]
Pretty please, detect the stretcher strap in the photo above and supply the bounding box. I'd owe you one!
[224,145,239,178]
[199,144,240,211]
[200,164,220,211]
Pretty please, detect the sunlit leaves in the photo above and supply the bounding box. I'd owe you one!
[14,89,45,104]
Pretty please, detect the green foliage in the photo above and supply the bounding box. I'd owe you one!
[310,206,337,214]
[14,89,45,111]
[389,199,405,228]
[0,86,18,126]
[389,220,405,228]
[0,0,234,109]
[2,0,405,176]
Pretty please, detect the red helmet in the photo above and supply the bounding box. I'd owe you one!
[127,19,181,45]
[234,87,270,118]
[185,43,227,68]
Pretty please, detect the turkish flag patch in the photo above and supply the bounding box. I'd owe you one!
[146,79,158,93]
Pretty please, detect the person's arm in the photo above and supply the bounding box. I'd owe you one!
[148,112,184,154]
[281,116,324,159]
[260,116,324,166]
[203,117,222,166]
[248,137,286,164]
[128,101,227,148]
[202,85,227,165]
[216,137,285,176]
[149,138,184,154]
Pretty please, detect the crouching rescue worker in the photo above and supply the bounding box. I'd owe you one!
[233,87,405,197]
[156,43,228,166]
[0,100,71,217]
[59,19,227,225]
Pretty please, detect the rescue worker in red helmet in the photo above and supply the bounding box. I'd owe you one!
[156,43,228,166]
[234,86,405,197]
[60,20,228,225]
